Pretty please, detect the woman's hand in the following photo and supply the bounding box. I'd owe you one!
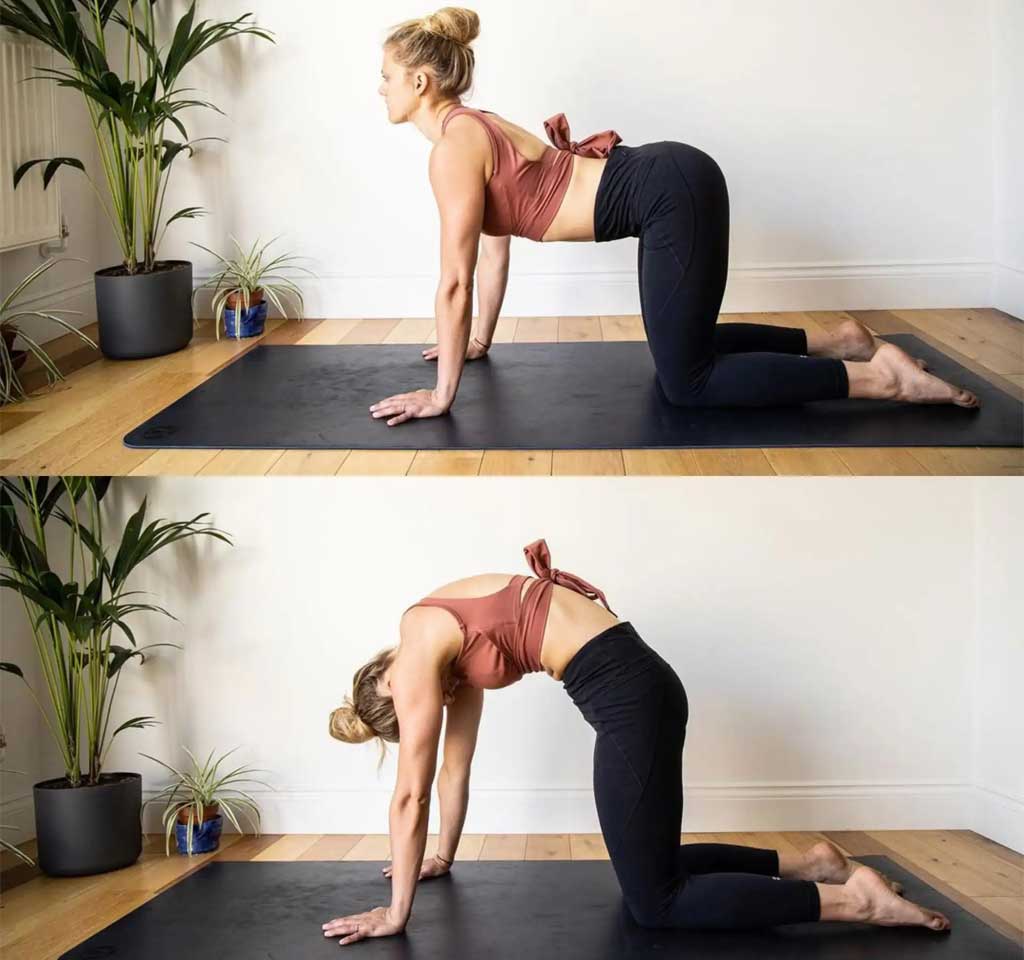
[381,854,451,881]
[322,905,404,946]
[422,337,489,362]
[369,389,449,427]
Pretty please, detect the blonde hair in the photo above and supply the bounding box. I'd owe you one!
[329,646,399,772]
[384,7,480,99]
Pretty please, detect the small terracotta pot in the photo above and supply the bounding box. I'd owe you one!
[176,802,220,824]
[226,289,264,310]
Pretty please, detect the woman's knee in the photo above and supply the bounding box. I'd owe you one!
[627,893,680,930]
[656,373,706,408]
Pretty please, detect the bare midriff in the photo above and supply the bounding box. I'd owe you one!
[537,579,620,679]
[539,153,609,243]
[467,112,609,244]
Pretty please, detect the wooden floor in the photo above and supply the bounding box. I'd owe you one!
[0,829,1020,957]
[0,309,1020,477]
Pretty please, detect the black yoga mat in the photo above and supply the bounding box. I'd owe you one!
[60,855,1018,959]
[123,335,1022,450]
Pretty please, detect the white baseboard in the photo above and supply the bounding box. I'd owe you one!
[5,279,95,346]
[10,782,1018,855]
[0,793,35,849]
[968,784,1024,854]
[993,263,1024,320]
[15,262,1002,349]
[135,780,972,837]
[188,259,996,320]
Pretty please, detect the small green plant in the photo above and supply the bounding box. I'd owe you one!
[189,236,315,340]
[1,258,98,405]
[141,746,272,855]
[0,769,36,866]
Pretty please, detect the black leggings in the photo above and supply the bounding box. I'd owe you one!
[562,622,822,930]
[594,142,850,407]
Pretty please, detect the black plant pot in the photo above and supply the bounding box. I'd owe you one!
[94,260,194,360]
[33,772,142,877]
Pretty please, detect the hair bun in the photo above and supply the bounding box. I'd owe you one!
[422,7,480,46]
[329,698,375,744]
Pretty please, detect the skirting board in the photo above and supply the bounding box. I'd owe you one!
[993,263,1024,320]
[4,786,1019,854]
[970,784,1024,855]
[135,782,977,837]
[189,260,996,319]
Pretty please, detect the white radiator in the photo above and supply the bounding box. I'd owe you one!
[0,26,61,253]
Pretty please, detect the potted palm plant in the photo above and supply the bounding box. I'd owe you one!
[190,236,313,340]
[1,0,275,360]
[0,476,232,876]
[141,745,271,856]
[1,258,98,405]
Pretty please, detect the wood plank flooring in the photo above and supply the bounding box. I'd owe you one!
[1,830,1019,958]
[0,309,1020,476]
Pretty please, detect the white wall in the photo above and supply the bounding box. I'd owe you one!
[970,478,1024,852]
[158,0,1000,318]
[3,0,1015,345]
[5,477,1019,849]
[992,0,1023,318]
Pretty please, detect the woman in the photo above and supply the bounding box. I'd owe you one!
[369,7,978,427]
[322,538,952,946]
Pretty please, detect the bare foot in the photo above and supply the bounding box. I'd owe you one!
[845,865,951,931]
[818,319,930,370]
[869,343,979,408]
[816,319,879,361]
[803,840,904,895]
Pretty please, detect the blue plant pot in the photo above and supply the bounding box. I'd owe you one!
[175,814,222,855]
[223,299,268,339]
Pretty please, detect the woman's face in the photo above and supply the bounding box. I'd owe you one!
[379,47,419,123]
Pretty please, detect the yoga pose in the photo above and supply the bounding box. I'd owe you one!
[369,7,978,426]
[323,538,952,946]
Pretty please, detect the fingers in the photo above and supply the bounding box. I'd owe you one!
[369,395,408,416]
[371,400,409,420]
[422,346,439,361]
[387,412,413,427]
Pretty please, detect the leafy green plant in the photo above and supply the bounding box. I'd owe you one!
[0,476,232,787]
[190,236,314,340]
[1,0,275,274]
[0,769,36,866]
[140,745,271,855]
[1,258,98,405]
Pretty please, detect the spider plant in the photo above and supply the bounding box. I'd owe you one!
[1,0,275,274]
[189,236,314,340]
[0,476,233,787]
[0,769,36,866]
[140,746,272,856]
[1,258,98,405]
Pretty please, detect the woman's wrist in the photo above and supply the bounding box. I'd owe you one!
[430,386,455,410]
[471,334,491,350]
[435,851,453,865]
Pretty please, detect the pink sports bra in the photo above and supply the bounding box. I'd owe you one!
[406,539,614,690]
[440,107,622,241]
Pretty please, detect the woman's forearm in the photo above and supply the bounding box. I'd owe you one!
[474,254,509,346]
[436,766,470,861]
[434,284,472,407]
[388,796,430,924]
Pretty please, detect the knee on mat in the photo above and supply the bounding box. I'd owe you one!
[656,377,704,408]
[627,898,672,930]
